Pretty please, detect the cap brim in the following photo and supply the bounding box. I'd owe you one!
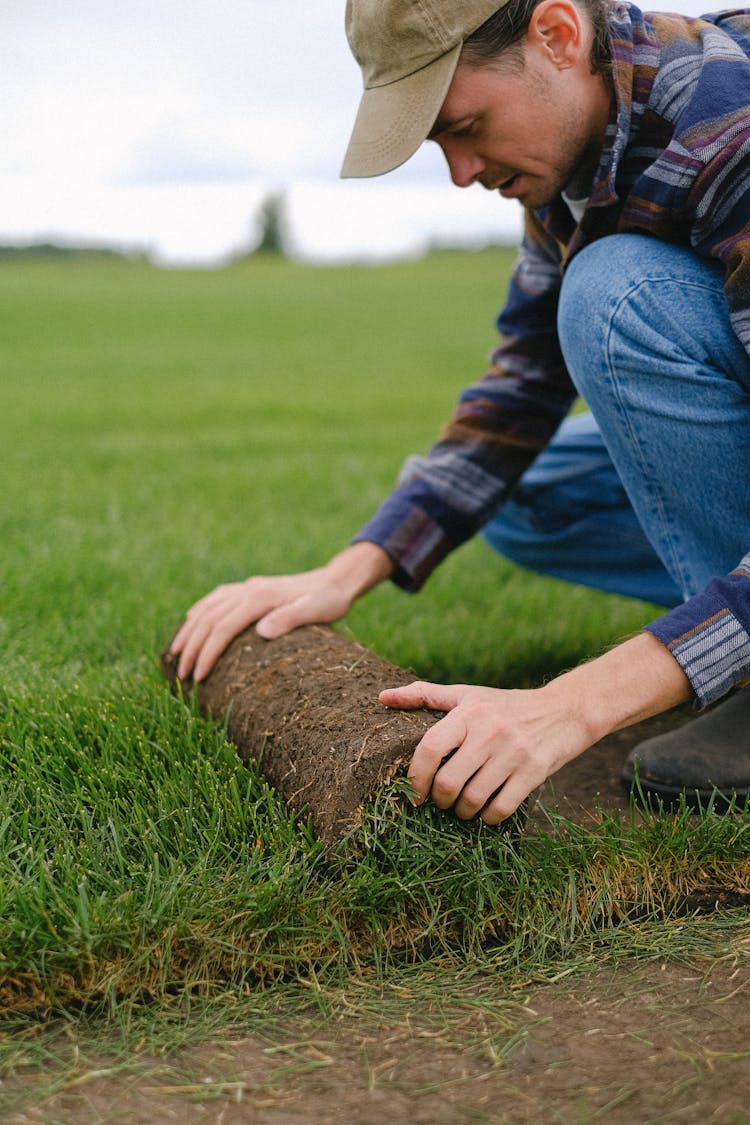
[340,43,462,179]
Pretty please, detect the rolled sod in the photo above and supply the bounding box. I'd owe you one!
[161,625,441,844]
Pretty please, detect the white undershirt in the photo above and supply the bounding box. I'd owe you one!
[561,189,589,224]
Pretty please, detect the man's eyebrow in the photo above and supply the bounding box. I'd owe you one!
[427,115,455,140]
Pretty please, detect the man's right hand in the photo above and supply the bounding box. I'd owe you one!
[169,541,394,682]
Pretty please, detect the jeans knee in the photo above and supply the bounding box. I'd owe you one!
[558,234,731,403]
[557,235,635,400]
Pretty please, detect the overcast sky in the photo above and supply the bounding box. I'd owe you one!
[0,1,728,265]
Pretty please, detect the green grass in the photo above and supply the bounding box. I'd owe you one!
[1,252,748,1089]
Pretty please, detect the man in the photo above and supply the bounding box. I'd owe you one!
[171,0,750,822]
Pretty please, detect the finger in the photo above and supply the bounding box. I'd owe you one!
[181,602,256,682]
[429,750,490,811]
[175,582,285,676]
[256,596,321,640]
[191,633,232,683]
[480,771,536,825]
[407,709,471,807]
[171,611,213,655]
[379,680,461,713]
[169,624,188,655]
[191,607,259,681]
[453,761,511,821]
[170,585,242,654]
[175,617,215,681]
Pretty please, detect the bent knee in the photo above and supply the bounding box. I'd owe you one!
[558,234,723,399]
[557,235,646,373]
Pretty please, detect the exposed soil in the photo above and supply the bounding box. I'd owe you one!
[530,705,698,826]
[7,950,750,1124]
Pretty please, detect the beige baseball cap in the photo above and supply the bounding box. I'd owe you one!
[341,0,508,178]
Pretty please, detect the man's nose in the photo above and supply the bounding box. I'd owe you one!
[440,139,484,188]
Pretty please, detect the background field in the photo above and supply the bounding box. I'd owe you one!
[1,252,748,1120]
[1,247,664,694]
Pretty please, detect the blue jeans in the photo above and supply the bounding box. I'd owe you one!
[482,235,750,607]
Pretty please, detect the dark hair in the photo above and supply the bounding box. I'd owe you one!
[461,0,613,77]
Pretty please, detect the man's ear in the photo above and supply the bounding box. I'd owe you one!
[528,0,585,69]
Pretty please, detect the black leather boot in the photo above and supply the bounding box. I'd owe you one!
[621,686,750,810]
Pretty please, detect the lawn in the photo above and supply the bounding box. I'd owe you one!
[1,251,748,1116]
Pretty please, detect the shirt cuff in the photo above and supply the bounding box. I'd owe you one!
[644,557,750,706]
[352,495,456,592]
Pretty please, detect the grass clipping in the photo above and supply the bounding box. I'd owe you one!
[162,625,441,843]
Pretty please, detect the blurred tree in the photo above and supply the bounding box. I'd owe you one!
[254,193,287,256]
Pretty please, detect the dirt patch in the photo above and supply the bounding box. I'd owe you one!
[530,704,698,826]
[7,954,750,1124]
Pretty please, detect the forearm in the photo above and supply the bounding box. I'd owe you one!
[542,631,694,752]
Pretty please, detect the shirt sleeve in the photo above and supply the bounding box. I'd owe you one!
[353,212,577,591]
[645,554,750,707]
[686,115,750,361]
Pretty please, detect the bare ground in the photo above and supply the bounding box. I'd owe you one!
[6,953,749,1124]
[5,712,750,1124]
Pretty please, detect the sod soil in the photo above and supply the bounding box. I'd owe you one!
[161,625,441,844]
[6,715,750,1124]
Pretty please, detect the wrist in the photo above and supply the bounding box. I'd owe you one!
[543,632,693,746]
[325,541,394,600]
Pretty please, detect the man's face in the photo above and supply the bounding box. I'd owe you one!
[428,49,609,210]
